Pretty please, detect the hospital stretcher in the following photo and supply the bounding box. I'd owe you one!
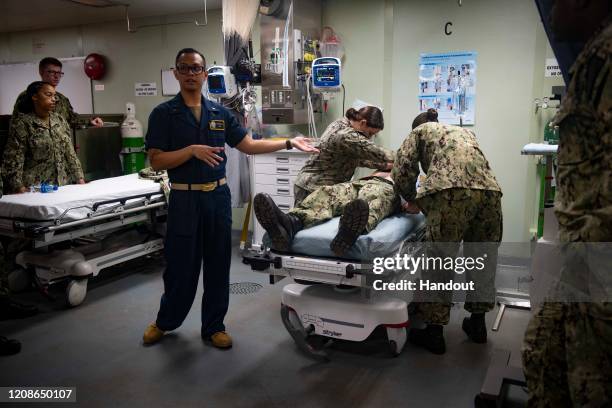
[0,174,166,306]
[243,213,426,360]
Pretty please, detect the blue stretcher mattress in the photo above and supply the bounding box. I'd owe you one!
[266,213,426,261]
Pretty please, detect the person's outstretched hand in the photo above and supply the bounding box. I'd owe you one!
[290,137,319,153]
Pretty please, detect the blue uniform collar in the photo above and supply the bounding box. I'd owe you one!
[169,93,221,130]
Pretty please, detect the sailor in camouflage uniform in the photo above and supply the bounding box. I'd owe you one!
[255,172,399,256]
[391,109,503,354]
[3,83,84,193]
[12,57,103,128]
[294,106,395,205]
[522,2,611,406]
[0,82,82,326]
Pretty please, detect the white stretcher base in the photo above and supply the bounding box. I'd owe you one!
[281,283,408,359]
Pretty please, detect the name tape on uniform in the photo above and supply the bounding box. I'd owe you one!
[209,120,225,131]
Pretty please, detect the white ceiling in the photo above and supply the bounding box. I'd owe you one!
[0,0,223,33]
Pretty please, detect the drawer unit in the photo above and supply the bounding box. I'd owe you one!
[253,173,297,187]
[254,163,303,176]
[257,183,294,197]
[254,153,309,166]
[250,149,312,249]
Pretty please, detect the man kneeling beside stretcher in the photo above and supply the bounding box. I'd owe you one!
[254,172,399,256]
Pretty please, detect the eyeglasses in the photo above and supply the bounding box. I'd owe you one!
[45,70,64,77]
[175,64,205,75]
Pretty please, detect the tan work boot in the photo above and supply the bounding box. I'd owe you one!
[207,331,233,349]
[143,323,165,345]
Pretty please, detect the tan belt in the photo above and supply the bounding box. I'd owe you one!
[171,178,226,192]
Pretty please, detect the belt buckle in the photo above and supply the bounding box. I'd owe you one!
[200,181,216,192]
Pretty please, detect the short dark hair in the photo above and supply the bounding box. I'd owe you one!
[175,48,206,68]
[412,108,439,129]
[345,106,384,130]
[17,81,52,114]
[39,57,62,71]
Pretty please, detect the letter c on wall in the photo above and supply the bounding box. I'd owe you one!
[445,22,453,36]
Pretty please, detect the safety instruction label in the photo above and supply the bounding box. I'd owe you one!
[135,82,158,96]
[544,58,562,77]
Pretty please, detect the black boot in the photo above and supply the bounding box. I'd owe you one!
[0,297,39,321]
[254,194,302,251]
[462,313,487,343]
[330,199,369,256]
[277,209,303,243]
[0,336,21,356]
[409,324,446,354]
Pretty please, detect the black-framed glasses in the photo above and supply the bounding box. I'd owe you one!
[175,64,205,75]
[45,70,64,77]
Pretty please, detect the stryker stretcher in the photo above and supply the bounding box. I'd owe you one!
[0,174,166,306]
[243,213,426,360]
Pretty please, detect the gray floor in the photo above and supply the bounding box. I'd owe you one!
[0,234,530,408]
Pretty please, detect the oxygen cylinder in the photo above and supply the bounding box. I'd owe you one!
[120,103,145,174]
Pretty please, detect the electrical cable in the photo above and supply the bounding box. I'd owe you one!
[305,75,318,139]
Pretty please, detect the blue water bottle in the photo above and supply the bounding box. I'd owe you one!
[40,182,56,193]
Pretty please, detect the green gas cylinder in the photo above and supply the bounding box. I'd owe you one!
[120,102,145,174]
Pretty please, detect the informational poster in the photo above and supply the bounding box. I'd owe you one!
[418,51,477,125]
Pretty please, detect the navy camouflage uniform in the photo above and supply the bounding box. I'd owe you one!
[146,94,246,338]
[1,112,83,292]
[392,122,503,325]
[294,117,395,205]
[522,17,612,408]
[290,176,399,232]
[2,112,83,192]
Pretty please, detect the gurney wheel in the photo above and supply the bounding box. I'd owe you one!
[8,267,31,293]
[66,279,88,307]
[389,340,400,357]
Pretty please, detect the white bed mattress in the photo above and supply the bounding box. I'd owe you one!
[0,174,162,222]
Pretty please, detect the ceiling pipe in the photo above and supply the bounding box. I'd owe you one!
[64,0,208,33]
[125,0,208,32]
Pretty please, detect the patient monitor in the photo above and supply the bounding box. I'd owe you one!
[312,57,341,92]
[207,66,238,99]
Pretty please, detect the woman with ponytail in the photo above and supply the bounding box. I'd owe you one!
[293,105,394,205]
[392,108,503,355]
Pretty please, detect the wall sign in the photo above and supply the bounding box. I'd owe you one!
[135,82,157,96]
[544,58,561,77]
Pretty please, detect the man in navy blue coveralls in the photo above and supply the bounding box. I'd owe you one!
[143,48,316,348]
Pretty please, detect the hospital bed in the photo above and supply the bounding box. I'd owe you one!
[243,213,426,360]
[0,174,166,307]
